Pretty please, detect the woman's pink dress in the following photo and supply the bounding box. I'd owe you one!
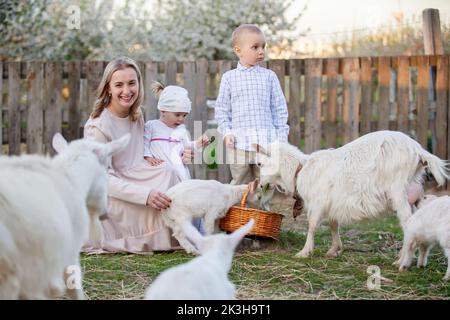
[83,108,181,254]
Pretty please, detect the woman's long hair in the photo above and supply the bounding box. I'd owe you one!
[90,57,144,122]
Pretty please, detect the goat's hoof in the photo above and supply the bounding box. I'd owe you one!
[295,250,310,258]
[325,250,340,258]
[392,259,401,266]
[398,266,408,272]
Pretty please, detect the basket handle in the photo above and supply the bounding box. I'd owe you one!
[240,188,250,208]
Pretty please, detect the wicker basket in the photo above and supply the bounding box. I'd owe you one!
[219,189,284,239]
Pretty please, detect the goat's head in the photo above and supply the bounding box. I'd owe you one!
[52,133,130,242]
[415,194,438,209]
[253,142,305,196]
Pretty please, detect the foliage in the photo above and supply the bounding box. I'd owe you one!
[0,0,308,61]
[0,0,107,60]
[146,0,307,60]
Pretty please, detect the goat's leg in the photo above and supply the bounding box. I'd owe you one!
[399,235,416,272]
[64,263,86,300]
[295,211,322,258]
[172,225,200,255]
[417,243,432,268]
[444,248,450,281]
[325,220,343,258]
[391,192,413,265]
[203,214,217,235]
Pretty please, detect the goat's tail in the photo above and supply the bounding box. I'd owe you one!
[420,151,450,186]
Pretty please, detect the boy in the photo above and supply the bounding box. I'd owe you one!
[214,24,289,185]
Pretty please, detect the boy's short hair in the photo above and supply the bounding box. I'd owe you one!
[232,24,264,47]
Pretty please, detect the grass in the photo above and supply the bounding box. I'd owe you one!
[80,216,450,300]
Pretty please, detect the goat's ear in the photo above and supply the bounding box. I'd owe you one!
[229,219,254,248]
[52,133,68,154]
[106,133,130,156]
[181,221,203,250]
[252,143,269,156]
[248,179,259,193]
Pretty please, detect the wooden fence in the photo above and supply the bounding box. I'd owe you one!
[1,56,450,183]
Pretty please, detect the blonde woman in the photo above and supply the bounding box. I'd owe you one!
[84,57,190,253]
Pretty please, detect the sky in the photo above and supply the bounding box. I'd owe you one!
[290,0,450,37]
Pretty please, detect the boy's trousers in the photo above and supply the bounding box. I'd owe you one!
[225,147,260,185]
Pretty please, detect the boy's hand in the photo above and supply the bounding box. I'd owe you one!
[196,135,210,148]
[145,156,164,166]
[224,134,235,148]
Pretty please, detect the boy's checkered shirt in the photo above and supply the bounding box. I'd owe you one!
[214,62,289,151]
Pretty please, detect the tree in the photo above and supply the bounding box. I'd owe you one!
[0,0,308,61]
[0,0,109,60]
[146,0,307,60]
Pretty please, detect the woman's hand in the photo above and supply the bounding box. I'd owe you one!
[145,156,164,166]
[181,147,194,164]
[147,190,172,211]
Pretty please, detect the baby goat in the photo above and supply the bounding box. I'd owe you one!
[145,219,254,300]
[399,194,450,280]
[161,179,257,254]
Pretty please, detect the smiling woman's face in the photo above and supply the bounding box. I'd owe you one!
[108,67,139,116]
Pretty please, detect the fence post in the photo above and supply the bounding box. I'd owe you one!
[422,9,444,55]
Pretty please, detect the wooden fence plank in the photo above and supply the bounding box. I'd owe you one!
[378,57,391,130]
[183,61,196,179]
[217,60,232,183]
[436,56,448,159]
[193,59,208,180]
[325,58,338,147]
[288,59,301,147]
[44,62,63,155]
[304,59,322,153]
[417,56,430,148]
[397,57,410,133]
[269,60,286,96]
[165,60,177,85]
[360,57,372,135]
[26,62,44,154]
[67,61,81,141]
[8,62,21,155]
[342,58,360,145]
[85,61,104,125]
[144,62,159,122]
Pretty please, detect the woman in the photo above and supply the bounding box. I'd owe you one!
[83,57,190,253]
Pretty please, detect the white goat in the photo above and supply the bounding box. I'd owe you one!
[399,194,450,280]
[161,179,257,254]
[145,219,254,300]
[255,130,450,259]
[0,133,129,299]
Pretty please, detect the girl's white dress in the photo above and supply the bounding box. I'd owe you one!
[144,119,196,181]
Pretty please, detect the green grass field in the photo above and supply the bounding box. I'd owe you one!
[81,216,449,300]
